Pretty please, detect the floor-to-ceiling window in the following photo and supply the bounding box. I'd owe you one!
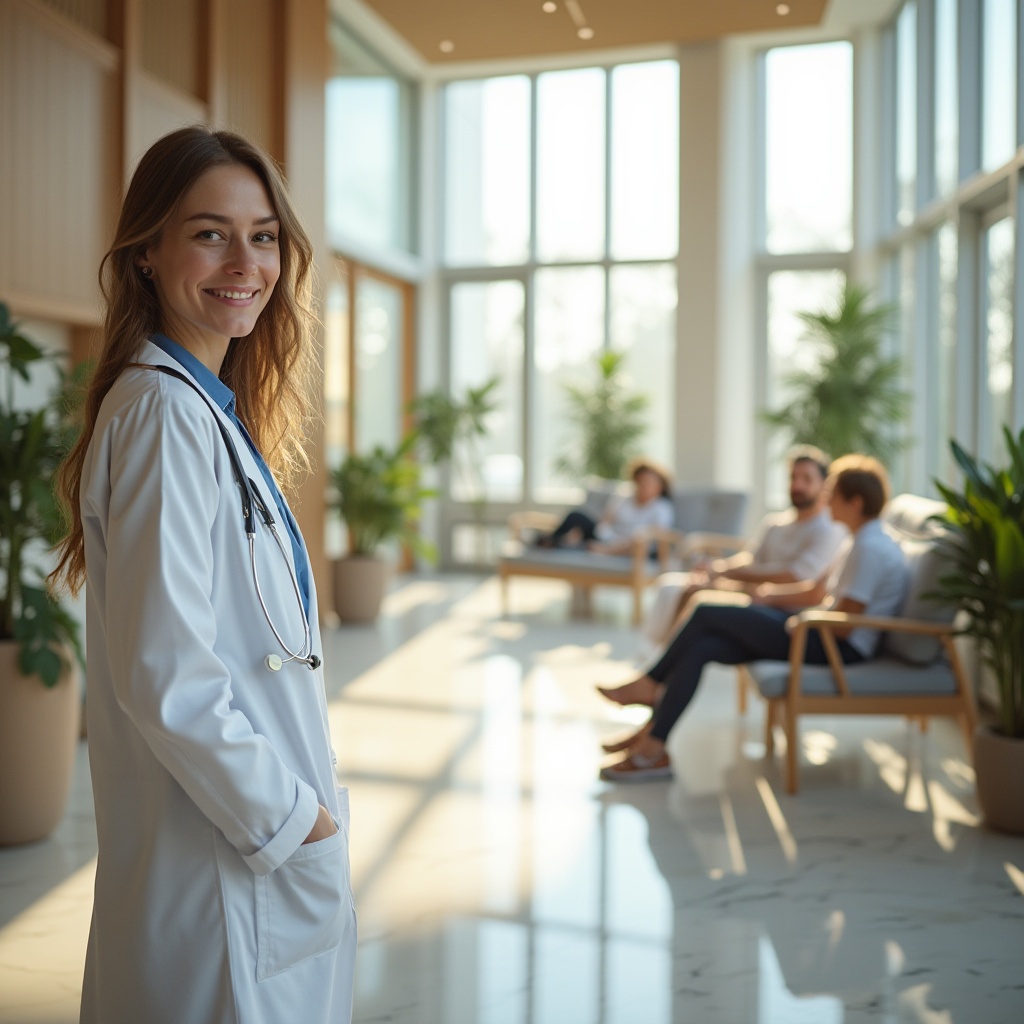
[440,60,680,565]
[880,0,1023,494]
[758,40,853,507]
[325,18,419,559]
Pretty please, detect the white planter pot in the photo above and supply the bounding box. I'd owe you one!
[974,725,1024,835]
[0,641,81,846]
[333,555,388,623]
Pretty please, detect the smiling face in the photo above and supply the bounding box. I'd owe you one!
[140,163,281,362]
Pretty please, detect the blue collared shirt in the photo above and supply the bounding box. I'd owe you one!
[150,334,311,618]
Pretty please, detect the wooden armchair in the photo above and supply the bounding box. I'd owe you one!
[737,494,977,794]
[739,610,976,794]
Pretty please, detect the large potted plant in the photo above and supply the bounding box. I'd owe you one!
[555,349,649,482]
[761,283,911,461]
[933,428,1024,834]
[328,434,436,623]
[408,377,499,562]
[0,302,85,845]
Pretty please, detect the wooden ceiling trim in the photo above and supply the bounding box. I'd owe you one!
[363,0,828,64]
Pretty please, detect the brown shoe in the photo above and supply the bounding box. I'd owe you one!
[599,752,672,782]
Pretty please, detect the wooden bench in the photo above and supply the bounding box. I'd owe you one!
[737,494,977,794]
[498,488,748,625]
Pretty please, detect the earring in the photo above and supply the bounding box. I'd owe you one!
[140,266,153,279]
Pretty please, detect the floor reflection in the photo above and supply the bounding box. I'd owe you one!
[329,577,1024,1024]
[1,575,1023,1024]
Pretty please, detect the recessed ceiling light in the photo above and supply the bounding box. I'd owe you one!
[578,26,594,40]
[439,39,455,53]
[542,1,558,12]
[776,3,791,13]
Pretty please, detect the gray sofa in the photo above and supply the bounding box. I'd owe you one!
[498,485,749,624]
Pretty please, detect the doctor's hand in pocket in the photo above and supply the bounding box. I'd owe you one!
[303,804,338,845]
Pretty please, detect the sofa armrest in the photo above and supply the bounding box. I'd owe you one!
[507,510,559,540]
[786,610,957,638]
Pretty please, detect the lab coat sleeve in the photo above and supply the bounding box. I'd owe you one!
[101,383,318,875]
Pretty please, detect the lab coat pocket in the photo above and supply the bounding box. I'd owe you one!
[255,821,351,981]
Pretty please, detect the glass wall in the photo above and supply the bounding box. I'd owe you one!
[764,42,852,253]
[441,59,680,557]
[881,0,1022,492]
[326,19,416,255]
[758,41,853,506]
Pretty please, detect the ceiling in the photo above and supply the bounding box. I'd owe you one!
[362,0,830,64]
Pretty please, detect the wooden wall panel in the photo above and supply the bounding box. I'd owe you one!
[140,0,200,98]
[128,72,208,177]
[0,1,119,323]
[220,0,282,157]
[35,0,106,38]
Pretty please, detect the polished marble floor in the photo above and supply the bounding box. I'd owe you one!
[2,575,1023,1023]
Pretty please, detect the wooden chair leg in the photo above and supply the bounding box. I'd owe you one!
[764,700,776,756]
[784,699,799,794]
[959,713,976,761]
[632,585,644,626]
[736,668,748,716]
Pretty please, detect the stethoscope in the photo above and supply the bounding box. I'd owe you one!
[131,363,321,673]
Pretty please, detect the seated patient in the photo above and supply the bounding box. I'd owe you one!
[596,454,908,781]
[539,458,674,555]
[643,446,847,650]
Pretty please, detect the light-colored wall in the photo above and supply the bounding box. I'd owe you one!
[1,0,334,613]
[0,0,119,324]
[676,42,725,487]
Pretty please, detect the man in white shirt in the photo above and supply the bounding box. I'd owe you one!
[643,446,847,648]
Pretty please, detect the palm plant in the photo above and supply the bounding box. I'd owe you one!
[762,283,911,462]
[556,350,649,482]
[931,428,1024,739]
[0,302,85,686]
[408,377,499,500]
[328,434,437,560]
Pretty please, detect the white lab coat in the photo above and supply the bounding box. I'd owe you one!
[79,341,355,1024]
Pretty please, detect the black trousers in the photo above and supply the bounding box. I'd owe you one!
[647,603,863,741]
[549,510,599,546]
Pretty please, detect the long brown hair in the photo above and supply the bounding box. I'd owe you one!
[51,125,317,595]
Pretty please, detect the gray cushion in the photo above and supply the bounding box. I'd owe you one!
[881,495,956,664]
[672,489,748,536]
[500,540,662,579]
[882,539,956,663]
[748,658,958,699]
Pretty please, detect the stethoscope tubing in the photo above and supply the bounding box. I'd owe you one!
[127,362,320,671]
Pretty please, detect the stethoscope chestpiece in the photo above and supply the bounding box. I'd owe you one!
[265,654,283,672]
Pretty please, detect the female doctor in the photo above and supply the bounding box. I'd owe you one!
[52,126,356,1023]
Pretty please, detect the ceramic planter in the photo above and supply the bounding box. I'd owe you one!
[333,555,388,623]
[974,725,1024,835]
[0,640,81,845]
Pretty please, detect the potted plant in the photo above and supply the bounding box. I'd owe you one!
[932,428,1024,834]
[408,377,499,562]
[555,349,649,483]
[0,302,85,845]
[761,283,911,461]
[328,434,436,623]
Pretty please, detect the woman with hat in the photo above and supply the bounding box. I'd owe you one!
[538,457,675,554]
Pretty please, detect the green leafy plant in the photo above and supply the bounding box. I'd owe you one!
[761,283,911,462]
[408,377,500,500]
[555,350,649,481]
[931,427,1024,739]
[329,434,437,560]
[0,302,85,686]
